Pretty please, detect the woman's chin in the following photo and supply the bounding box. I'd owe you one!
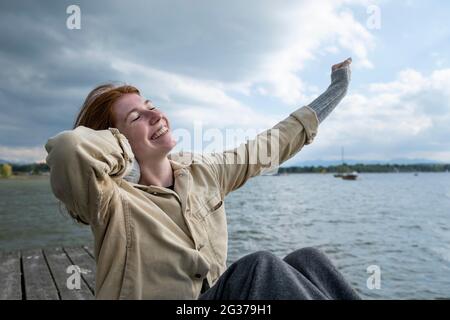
[148,134,177,152]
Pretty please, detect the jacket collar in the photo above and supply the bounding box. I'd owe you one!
[127,151,193,190]
[167,151,194,170]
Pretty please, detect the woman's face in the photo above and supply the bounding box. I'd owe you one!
[111,93,177,162]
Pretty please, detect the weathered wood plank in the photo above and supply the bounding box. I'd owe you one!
[22,249,59,300]
[43,247,94,300]
[0,251,22,300]
[83,245,95,259]
[63,247,96,294]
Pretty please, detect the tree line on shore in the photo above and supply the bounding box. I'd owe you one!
[1,162,449,178]
[1,162,49,177]
[279,163,450,174]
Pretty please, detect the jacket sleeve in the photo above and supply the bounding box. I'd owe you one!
[44,126,135,225]
[203,106,319,198]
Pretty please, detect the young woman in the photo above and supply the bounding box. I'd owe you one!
[45,58,360,299]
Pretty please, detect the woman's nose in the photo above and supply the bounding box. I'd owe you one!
[148,110,162,125]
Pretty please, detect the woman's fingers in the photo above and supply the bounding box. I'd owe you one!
[331,57,352,84]
[332,57,352,72]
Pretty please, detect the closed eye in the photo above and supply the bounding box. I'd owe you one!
[131,106,157,122]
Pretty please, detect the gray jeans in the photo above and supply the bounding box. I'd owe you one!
[199,247,361,300]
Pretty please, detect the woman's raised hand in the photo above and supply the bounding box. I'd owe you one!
[331,57,352,84]
[307,57,352,123]
[332,57,352,72]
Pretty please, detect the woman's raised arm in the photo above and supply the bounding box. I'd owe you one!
[203,58,352,198]
[308,57,352,123]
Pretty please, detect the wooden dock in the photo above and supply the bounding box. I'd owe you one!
[0,245,96,300]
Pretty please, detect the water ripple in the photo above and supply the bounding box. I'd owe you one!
[226,173,450,299]
[2,173,450,299]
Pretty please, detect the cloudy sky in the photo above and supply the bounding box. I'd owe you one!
[1,0,449,164]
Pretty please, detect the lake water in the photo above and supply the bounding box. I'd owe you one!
[1,173,449,299]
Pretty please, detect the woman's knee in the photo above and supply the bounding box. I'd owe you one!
[284,247,328,264]
[237,250,280,267]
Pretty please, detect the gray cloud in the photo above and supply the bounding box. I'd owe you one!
[2,0,447,163]
[0,0,295,151]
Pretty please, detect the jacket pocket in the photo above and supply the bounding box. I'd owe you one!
[193,193,223,220]
[192,193,228,267]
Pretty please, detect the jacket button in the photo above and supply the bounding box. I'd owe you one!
[194,274,202,279]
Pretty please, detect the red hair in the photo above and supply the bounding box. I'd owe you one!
[73,83,140,129]
[65,83,141,224]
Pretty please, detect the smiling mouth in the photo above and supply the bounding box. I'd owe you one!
[151,124,169,140]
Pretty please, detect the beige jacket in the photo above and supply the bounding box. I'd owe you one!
[44,106,318,299]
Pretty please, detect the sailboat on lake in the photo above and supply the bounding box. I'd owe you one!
[334,146,358,180]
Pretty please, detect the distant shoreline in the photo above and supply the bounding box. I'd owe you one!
[1,171,449,182]
[279,163,450,174]
[1,162,449,180]
[3,161,449,176]
[0,174,49,180]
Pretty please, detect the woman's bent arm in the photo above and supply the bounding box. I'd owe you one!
[45,126,135,225]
